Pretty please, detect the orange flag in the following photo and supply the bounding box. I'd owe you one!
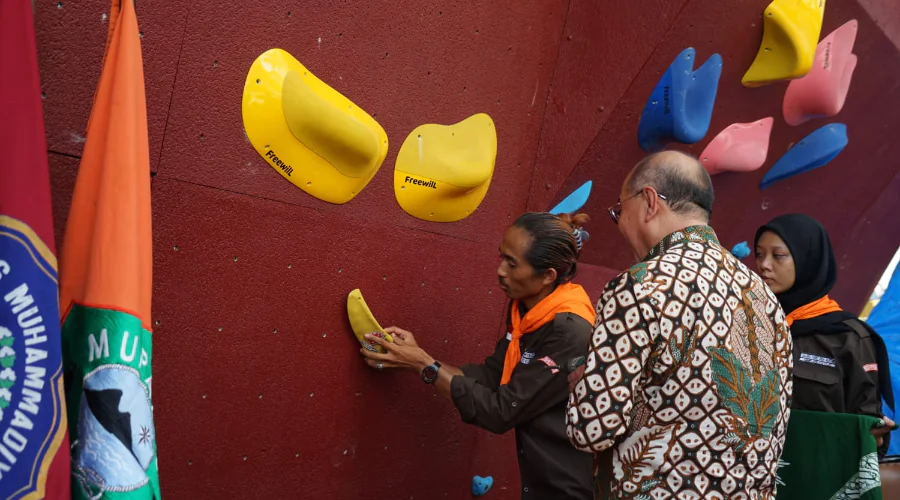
[58,1,159,498]
[0,1,71,498]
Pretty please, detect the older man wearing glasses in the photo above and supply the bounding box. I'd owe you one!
[565,151,793,500]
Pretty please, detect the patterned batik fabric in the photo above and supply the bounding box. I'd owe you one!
[567,225,793,500]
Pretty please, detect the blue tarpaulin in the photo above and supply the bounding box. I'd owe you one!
[870,264,900,456]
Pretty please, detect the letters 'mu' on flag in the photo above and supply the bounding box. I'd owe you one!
[0,1,73,499]
[57,1,160,498]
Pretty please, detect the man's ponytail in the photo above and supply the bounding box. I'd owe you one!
[513,212,591,284]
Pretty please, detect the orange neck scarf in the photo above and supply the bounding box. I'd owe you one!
[785,295,843,326]
[501,283,596,385]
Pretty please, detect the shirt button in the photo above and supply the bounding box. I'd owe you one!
[523,487,529,493]
[512,402,517,408]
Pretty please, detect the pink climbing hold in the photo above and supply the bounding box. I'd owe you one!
[783,20,859,126]
[699,117,774,176]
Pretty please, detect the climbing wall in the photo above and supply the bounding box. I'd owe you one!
[34,0,900,498]
[534,0,900,308]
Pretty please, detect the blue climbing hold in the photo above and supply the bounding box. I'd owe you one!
[730,241,751,259]
[549,180,592,215]
[637,48,723,152]
[472,475,493,497]
[759,123,848,190]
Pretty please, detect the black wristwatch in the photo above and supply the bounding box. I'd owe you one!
[422,361,442,384]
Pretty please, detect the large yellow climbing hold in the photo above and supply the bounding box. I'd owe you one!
[347,289,393,354]
[394,113,497,222]
[742,0,826,87]
[242,48,388,204]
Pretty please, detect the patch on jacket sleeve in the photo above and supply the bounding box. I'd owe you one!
[538,356,560,374]
[863,363,878,373]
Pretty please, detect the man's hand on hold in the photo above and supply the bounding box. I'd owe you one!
[360,327,434,373]
[383,326,419,347]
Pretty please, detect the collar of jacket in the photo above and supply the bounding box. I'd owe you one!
[643,224,720,261]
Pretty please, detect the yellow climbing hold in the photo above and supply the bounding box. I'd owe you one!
[742,0,826,87]
[347,289,393,354]
[242,48,388,204]
[394,113,497,223]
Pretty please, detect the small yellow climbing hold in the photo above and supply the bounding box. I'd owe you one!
[742,0,826,87]
[347,289,393,354]
[393,113,497,222]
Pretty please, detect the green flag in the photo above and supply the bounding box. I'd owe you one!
[777,410,882,500]
[57,0,159,498]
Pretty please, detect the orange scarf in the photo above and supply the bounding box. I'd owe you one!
[501,283,596,385]
[785,295,843,326]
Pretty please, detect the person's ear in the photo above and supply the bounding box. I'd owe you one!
[543,268,558,286]
[643,187,661,222]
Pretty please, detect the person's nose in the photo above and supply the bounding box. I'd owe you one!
[497,263,507,278]
[758,255,772,272]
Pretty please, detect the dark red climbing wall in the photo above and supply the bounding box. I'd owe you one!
[534,0,900,312]
[35,0,900,498]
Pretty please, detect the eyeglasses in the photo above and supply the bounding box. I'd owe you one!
[608,191,668,224]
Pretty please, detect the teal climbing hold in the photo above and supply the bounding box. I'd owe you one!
[472,475,493,496]
[549,180,592,215]
[759,123,848,190]
[638,48,723,152]
[731,241,751,259]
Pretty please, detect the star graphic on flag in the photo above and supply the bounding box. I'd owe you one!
[139,425,152,446]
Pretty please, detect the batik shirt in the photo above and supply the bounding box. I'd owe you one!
[567,225,793,499]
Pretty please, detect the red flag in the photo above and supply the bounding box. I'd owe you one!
[0,1,72,499]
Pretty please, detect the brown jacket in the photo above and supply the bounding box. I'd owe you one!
[451,306,594,499]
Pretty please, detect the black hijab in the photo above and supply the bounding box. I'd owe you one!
[755,213,894,412]
[754,213,839,315]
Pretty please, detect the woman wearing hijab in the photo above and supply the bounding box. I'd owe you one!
[359,212,595,499]
[754,213,895,445]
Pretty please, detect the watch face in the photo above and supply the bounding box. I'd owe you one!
[423,365,438,383]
